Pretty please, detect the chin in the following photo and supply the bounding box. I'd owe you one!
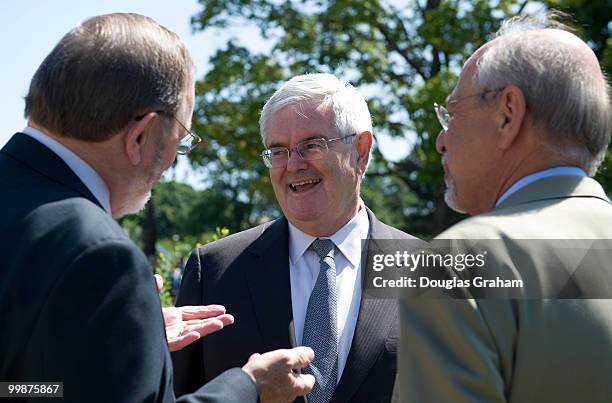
[287,211,321,225]
[282,196,321,216]
[113,191,152,218]
[444,186,467,214]
[285,207,326,229]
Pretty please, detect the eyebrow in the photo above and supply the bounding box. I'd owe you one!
[267,135,327,148]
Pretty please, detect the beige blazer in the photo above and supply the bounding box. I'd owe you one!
[394,176,612,402]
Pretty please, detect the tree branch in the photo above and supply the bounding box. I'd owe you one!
[517,0,530,15]
[374,20,427,79]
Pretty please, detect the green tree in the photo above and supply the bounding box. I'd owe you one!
[156,227,231,307]
[187,0,610,238]
[119,179,249,243]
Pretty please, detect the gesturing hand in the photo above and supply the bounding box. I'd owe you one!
[154,273,234,352]
[163,305,235,352]
[242,347,315,403]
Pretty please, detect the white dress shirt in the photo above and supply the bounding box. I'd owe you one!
[496,166,586,206]
[288,201,369,382]
[21,126,112,214]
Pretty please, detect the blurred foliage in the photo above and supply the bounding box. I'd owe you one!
[119,184,234,306]
[155,227,231,307]
[119,180,258,240]
[185,0,610,238]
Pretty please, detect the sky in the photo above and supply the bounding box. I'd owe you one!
[0,0,410,186]
[0,0,240,145]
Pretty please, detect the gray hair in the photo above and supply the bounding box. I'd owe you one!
[259,73,373,146]
[473,14,611,175]
[25,13,194,142]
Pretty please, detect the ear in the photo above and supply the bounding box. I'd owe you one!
[496,85,526,150]
[124,112,157,166]
[355,131,373,174]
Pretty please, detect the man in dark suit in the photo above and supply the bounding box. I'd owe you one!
[394,15,612,402]
[173,73,417,403]
[0,13,314,403]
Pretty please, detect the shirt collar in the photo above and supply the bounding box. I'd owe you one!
[496,166,586,207]
[21,126,112,214]
[288,200,370,268]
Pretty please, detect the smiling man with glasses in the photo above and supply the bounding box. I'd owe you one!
[173,73,418,403]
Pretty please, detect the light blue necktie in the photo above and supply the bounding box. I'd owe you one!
[302,238,338,403]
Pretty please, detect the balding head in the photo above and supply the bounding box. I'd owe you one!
[25,13,195,143]
[471,17,611,175]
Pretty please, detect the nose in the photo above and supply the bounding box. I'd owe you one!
[286,149,307,172]
[435,129,446,154]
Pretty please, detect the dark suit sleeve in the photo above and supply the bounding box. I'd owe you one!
[40,240,257,403]
[177,368,257,403]
[172,249,207,396]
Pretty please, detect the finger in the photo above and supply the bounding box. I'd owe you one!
[248,353,261,362]
[162,307,181,323]
[182,313,234,325]
[168,331,200,352]
[292,373,316,395]
[182,313,234,328]
[181,319,225,337]
[154,274,164,293]
[179,305,227,320]
[184,313,234,327]
[217,313,234,326]
[285,346,315,369]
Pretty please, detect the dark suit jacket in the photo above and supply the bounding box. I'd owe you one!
[0,133,257,403]
[172,210,417,403]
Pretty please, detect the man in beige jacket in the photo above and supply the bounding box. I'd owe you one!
[394,14,612,403]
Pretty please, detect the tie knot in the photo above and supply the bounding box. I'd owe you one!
[311,238,335,260]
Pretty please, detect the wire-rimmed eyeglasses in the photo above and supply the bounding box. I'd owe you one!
[434,88,504,131]
[261,134,356,169]
[135,111,202,155]
[166,114,202,155]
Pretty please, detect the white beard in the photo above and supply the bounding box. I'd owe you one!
[444,186,466,214]
[113,148,165,218]
[114,190,152,218]
[443,171,467,214]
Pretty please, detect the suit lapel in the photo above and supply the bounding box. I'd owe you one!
[1,133,102,208]
[332,299,396,402]
[332,209,398,403]
[245,217,294,352]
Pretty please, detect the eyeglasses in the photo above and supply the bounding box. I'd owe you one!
[261,134,356,169]
[135,111,202,155]
[166,114,202,155]
[433,88,504,131]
